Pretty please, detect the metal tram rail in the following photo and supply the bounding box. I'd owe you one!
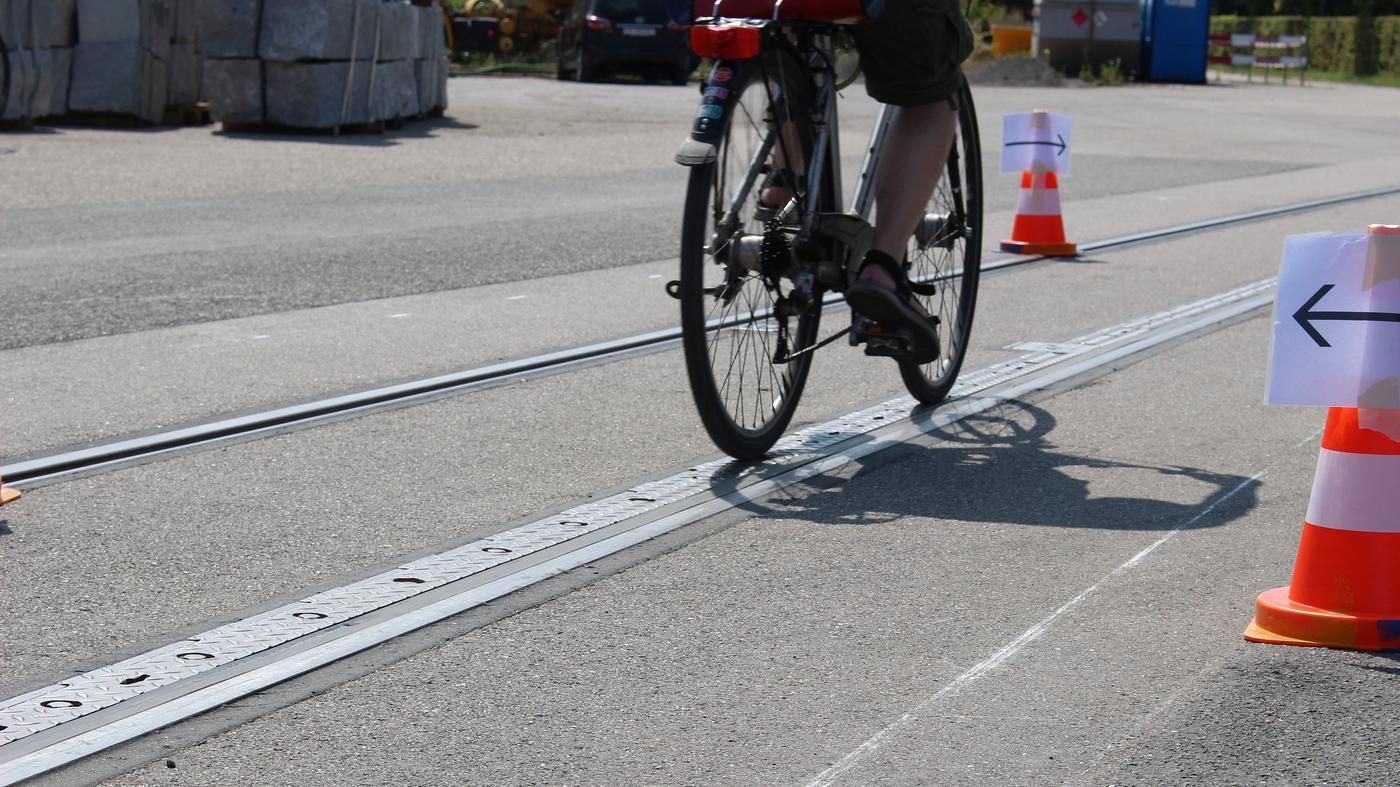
[4,185,1399,491]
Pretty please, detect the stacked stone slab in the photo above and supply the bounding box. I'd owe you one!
[166,0,203,114]
[66,0,203,123]
[200,0,449,131]
[1,0,77,122]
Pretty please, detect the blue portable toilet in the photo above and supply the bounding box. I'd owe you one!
[1141,0,1210,82]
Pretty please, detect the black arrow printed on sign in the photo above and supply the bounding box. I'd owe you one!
[1004,134,1068,155]
[1293,283,1400,347]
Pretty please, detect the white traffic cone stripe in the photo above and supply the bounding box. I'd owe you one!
[1305,448,1400,533]
[1017,181,1063,217]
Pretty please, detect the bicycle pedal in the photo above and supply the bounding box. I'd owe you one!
[863,333,916,360]
[851,319,915,360]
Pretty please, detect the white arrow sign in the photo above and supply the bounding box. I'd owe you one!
[1001,111,1072,176]
[1267,227,1400,408]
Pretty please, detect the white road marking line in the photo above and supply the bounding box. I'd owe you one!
[387,313,411,319]
[1294,425,1325,448]
[508,295,528,301]
[801,471,1267,787]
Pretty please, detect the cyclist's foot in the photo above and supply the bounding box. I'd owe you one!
[760,184,790,208]
[755,169,799,224]
[846,249,938,364]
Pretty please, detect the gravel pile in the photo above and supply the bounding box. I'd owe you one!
[965,56,1068,87]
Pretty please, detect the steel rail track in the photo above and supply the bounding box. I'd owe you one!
[3,185,1398,488]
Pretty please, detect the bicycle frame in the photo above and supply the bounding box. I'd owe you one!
[678,28,897,285]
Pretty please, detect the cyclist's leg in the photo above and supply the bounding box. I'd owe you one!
[848,0,973,296]
[862,100,958,294]
[758,51,812,211]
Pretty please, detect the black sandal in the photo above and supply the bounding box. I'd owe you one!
[845,250,939,365]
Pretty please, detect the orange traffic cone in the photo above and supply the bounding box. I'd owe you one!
[0,476,19,506]
[1245,407,1400,651]
[1000,168,1078,257]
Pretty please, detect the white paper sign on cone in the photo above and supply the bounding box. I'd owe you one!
[1268,228,1400,408]
[1001,112,1072,175]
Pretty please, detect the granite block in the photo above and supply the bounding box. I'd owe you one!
[77,0,141,43]
[196,0,259,57]
[265,59,373,127]
[202,57,263,123]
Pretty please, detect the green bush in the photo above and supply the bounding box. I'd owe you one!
[1379,15,1400,71]
[1311,17,1359,71]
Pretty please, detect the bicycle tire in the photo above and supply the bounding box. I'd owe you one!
[679,51,825,461]
[898,77,983,405]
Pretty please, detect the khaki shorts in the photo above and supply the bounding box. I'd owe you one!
[849,0,974,106]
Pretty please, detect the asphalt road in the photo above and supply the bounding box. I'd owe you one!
[3,76,1368,351]
[1,74,1399,786]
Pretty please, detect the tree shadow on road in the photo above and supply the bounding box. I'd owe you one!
[740,398,1259,533]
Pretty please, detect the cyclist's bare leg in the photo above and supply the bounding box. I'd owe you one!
[859,100,958,293]
[760,120,806,209]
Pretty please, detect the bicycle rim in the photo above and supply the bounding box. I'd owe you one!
[899,78,983,405]
[679,64,820,461]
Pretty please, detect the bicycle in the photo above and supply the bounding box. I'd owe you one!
[670,1,983,460]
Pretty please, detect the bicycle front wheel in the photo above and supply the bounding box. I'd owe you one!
[679,58,821,461]
[899,77,983,405]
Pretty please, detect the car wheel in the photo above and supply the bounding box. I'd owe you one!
[575,48,597,83]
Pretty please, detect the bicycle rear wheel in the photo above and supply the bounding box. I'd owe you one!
[899,77,983,405]
[679,55,822,461]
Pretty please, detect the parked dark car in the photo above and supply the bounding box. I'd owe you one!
[555,0,697,84]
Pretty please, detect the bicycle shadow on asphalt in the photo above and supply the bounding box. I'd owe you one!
[736,398,1259,533]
